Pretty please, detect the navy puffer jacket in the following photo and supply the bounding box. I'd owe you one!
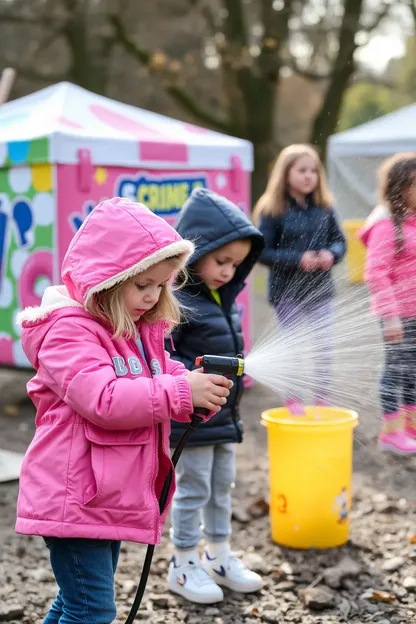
[258,195,346,304]
[166,188,264,447]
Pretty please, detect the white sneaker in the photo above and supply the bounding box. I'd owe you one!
[168,553,224,604]
[202,545,264,593]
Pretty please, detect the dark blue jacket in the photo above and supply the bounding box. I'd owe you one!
[258,195,346,304]
[166,188,264,447]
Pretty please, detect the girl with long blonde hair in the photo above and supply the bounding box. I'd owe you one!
[254,144,346,414]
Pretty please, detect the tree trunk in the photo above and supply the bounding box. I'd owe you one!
[252,139,276,207]
[310,0,365,159]
[65,10,113,94]
[244,76,277,205]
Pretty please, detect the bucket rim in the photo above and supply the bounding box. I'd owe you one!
[261,406,358,428]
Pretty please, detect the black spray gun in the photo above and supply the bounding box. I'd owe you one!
[192,355,245,419]
[125,355,245,624]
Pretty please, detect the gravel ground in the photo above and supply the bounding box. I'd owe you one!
[1,266,415,624]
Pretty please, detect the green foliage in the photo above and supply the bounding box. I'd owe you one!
[338,35,416,132]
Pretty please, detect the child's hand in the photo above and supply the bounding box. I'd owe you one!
[300,251,319,271]
[317,250,335,270]
[187,369,233,413]
[384,317,404,342]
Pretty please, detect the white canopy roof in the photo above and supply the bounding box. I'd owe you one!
[328,103,416,158]
[0,82,253,170]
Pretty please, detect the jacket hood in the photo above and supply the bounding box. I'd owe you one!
[17,197,194,325]
[62,197,194,305]
[174,188,264,286]
[358,204,391,247]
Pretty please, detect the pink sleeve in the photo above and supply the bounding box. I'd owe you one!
[364,223,398,318]
[164,352,199,422]
[38,318,193,430]
[164,350,188,377]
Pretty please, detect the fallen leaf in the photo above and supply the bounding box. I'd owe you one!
[3,405,19,417]
[361,588,396,603]
[248,497,270,518]
[409,534,416,544]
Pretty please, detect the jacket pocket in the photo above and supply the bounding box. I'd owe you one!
[83,423,154,511]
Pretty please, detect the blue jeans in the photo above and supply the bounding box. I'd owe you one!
[171,444,236,550]
[381,319,416,415]
[43,537,121,624]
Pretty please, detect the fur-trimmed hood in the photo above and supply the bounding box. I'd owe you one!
[357,204,390,247]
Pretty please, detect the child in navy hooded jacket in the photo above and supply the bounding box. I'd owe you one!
[166,188,264,604]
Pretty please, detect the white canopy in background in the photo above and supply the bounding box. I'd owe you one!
[0,81,253,171]
[327,103,416,220]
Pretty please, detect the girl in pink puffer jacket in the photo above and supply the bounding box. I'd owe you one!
[359,153,416,456]
[15,197,232,624]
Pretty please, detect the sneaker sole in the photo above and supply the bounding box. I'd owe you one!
[168,580,224,604]
[378,441,416,456]
[211,576,264,593]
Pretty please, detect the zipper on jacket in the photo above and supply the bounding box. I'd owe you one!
[129,335,160,536]
[202,289,243,443]
[224,311,243,443]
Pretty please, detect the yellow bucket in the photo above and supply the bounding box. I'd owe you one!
[343,219,366,284]
[261,406,358,549]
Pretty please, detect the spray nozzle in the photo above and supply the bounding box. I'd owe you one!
[195,355,245,376]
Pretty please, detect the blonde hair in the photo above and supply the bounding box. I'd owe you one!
[253,144,333,223]
[378,152,416,253]
[86,256,186,339]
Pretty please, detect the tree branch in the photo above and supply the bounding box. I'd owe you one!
[186,0,217,32]
[258,0,295,75]
[34,27,67,55]
[353,72,396,90]
[166,85,234,133]
[109,13,150,64]
[287,58,331,81]
[310,0,366,155]
[360,1,392,32]
[261,0,295,41]
[289,1,393,83]
[408,0,416,25]
[0,11,61,27]
[110,13,233,133]
[222,0,248,47]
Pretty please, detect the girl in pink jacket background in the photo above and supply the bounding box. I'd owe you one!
[359,153,416,456]
[15,197,232,624]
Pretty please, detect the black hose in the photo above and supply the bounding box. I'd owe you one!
[124,414,204,624]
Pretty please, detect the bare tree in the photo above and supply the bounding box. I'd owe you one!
[0,0,406,199]
[0,0,116,93]
[110,0,396,197]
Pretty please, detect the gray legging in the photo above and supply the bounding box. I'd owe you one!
[381,318,416,415]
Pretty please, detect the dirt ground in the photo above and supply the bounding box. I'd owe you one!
[0,266,415,624]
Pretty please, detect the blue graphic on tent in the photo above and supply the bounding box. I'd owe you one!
[0,197,33,288]
[69,201,95,233]
[116,172,207,216]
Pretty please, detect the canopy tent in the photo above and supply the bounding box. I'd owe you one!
[0,81,253,171]
[327,103,416,220]
[0,83,254,481]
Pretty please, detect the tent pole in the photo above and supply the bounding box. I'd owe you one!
[0,68,16,104]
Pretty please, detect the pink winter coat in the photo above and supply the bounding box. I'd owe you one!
[358,205,416,319]
[15,198,195,544]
